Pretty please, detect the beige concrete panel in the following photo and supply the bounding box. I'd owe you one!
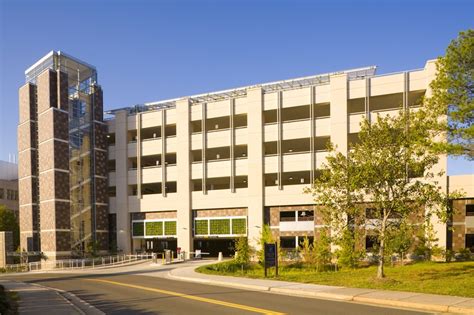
[246,87,264,249]
[349,113,365,133]
[449,175,474,197]
[192,189,249,209]
[234,97,247,114]
[282,153,311,172]
[235,159,248,177]
[263,92,278,111]
[329,74,348,154]
[141,139,163,156]
[127,115,137,130]
[281,87,311,108]
[315,84,330,103]
[206,130,231,148]
[264,124,278,142]
[206,99,230,119]
[108,145,116,160]
[348,79,366,99]
[114,110,131,254]
[206,160,232,178]
[165,137,177,153]
[370,73,404,96]
[191,104,202,121]
[408,69,428,91]
[176,99,192,254]
[235,128,248,145]
[264,156,278,174]
[264,185,314,206]
[315,118,330,137]
[315,151,329,169]
[165,108,177,124]
[127,142,137,157]
[108,197,117,213]
[282,120,311,140]
[128,194,179,212]
[141,111,163,129]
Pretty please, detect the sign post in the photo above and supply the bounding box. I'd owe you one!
[264,243,278,277]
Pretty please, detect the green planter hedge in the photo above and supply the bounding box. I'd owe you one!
[195,220,209,235]
[232,218,246,235]
[132,222,144,237]
[165,221,177,235]
[146,221,163,236]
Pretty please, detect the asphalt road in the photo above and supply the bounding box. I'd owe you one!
[4,266,432,315]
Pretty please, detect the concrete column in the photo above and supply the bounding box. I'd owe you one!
[176,99,192,255]
[247,87,264,250]
[329,74,348,154]
[424,59,448,248]
[115,110,131,254]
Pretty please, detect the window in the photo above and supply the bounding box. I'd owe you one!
[280,211,296,222]
[466,204,474,217]
[365,235,379,251]
[7,189,17,200]
[466,234,474,252]
[297,210,314,221]
[0,188,4,199]
[280,237,296,249]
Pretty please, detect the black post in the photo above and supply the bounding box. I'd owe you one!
[275,242,278,277]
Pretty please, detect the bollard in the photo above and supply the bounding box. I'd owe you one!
[218,252,223,262]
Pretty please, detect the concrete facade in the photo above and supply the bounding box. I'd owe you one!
[105,59,473,256]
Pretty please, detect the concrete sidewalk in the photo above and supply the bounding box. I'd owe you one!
[166,262,474,314]
[0,280,104,315]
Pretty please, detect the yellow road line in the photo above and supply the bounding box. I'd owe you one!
[86,278,286,315]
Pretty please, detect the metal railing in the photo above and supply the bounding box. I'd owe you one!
[4,254,154,273]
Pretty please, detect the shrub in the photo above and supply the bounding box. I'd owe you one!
[257,225,274,264]
[335,228,362,269]
[234,236,251,270]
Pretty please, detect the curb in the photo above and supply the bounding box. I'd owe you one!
[167,269,474,314]
[29,282,105,315]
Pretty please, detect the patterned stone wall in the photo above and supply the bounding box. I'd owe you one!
[452,198,474,251]
[132,211,177,220]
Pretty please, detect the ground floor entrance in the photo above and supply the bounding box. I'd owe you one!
[193,238,236,257]
[133,238,177,254]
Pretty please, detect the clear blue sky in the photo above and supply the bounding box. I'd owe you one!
[0,0,472,175]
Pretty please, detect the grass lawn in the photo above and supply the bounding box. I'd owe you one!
[196,260,474,298]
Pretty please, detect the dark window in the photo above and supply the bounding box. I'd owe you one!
[280,211,296,222]
[365,235,379,250]
[0,188,3,199]
[298,210,314,221]
[466,205,474,217]
[466,234,474,252]
[280,237,296,249]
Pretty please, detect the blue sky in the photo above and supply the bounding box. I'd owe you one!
[0,0,472,175]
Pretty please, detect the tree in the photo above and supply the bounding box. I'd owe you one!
[335,227,364,269]
[257,224,274,264]
[385,222,414,266]
[428,29,474,159]
[312,228,332,271]
[0,205,19,250]
[234,236,251,271]
[306,107,455,278]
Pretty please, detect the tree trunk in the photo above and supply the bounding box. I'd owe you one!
[377,240,385,279]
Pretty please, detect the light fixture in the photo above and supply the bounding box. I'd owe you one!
[242,153,246,157]
[153,133,156,138]
[215,124,219,129]
[216,154,220,159]
[300,178,305,183]
[289,177,293,180]
[301,211,306,217]
[107,135,110,138]
[288,149,293,152]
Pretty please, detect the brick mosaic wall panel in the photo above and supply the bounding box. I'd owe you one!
[145,211,177,220]
[193,208,247,218]
[19,83,36,124]
[19,177,34,205]
[39,201,56,231]
[18,149,35,179]
[37,70,57,114]
[57,71,69,111]
[93,87,104,121]
[280,231,314,237]
[132,213,146,220]
[96,230,109,251]
[94,150,107,177]
[94,177,108,204]
[95,204,109,231]
[38,110,68,143]
[17,122,36,152]
[19,205,34,232]
[453,199,472,222]
[453,224,465,251]
[267,205,321,227]
[55,231,71,252]
[39,171,55,201]
[467,228,474,234]
[54,201,71,230]
[38,140,69,172]
[93,122,107,151]
[54,171,70,200]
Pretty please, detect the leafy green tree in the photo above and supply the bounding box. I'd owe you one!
[0,205,19,250]
[234,236,251,271]
[335,227,363,269]
[257,224,274,264]
[385,222,414,266]
[306,107,456,278]
[312,228,332,271]
[300,235,314,264]
[427,29,474,159]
